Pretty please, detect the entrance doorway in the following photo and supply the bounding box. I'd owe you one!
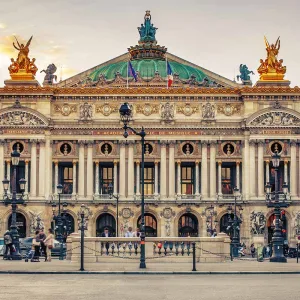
[178,213,198,237]
[8,213,27,238]
[96,213,116,237]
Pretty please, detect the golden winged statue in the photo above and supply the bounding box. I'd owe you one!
[8,35,38,80]
[257,36,286,81]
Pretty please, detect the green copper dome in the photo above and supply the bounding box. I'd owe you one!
[88,59,208,82]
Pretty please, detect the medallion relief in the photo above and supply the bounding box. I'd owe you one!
[176,103,199,116]
[136,103,159,116]
[217,103,241,116]
[54,103,77,116]
[96,103,119,116]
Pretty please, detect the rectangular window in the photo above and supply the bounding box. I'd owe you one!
[140,165,154,195]
[10,162,26,193]
[60,165,73,194]
[100,165,113,194]
[181,166,194,195]
[221,167,233,194]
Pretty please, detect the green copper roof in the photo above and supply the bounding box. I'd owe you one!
[88,59,208,82]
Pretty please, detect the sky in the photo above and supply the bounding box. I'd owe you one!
[0,0,300,87]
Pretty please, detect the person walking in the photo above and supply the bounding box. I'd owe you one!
[39,228,47,262]
[44,229,54,262]
[3,230,13,260]
[32,230,41,262]
[250,243,256,258]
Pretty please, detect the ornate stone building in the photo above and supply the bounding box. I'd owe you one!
[1,12,300,247]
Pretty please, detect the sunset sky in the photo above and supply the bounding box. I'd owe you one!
[0,0,300,86]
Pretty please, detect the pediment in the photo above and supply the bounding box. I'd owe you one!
[0,102,49,127]
[247,107,300,127]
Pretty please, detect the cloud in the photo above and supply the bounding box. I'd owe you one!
[0,23,6,29]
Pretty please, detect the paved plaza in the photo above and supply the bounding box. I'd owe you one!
[0,274,299,300]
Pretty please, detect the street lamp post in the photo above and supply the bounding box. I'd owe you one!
[119,102,146,269]
[231,187,240,258]
[266,151,289,263]
[108,183,119,237]
[2,150,26,260]
[52,184,64,260]
[79,203,89,271]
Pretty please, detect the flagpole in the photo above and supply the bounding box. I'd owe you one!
[166,53,168,89]
[127,59,129,89]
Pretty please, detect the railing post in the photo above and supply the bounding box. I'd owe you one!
[230,244,233,261]
[192,242,196,271]
[297,243,299,264]
[80,214,84,271]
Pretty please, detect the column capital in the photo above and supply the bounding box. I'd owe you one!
[168,140,176,146]
[78,140,86,146]
[284,159,289,165]
[72,160,78,165]
[209,140,217,146]
[5,159,11,164]
[94,160,100,165]
[135,160,140,165]
[176,160,181,165]
[25,159,30,164]
[201,140,208,145]
[154,160,159,165]
[160,141,167,147]
[119,140,127,146]
[53,160,59,166]
[249,139,256,146]
[195,160,200,164]
[236,161,241,165]
[257,140,265,146]
[127,140,135,145]
[87,140,94,147]
[290,139,297,147]
[114,160,119,165]
[30,139,38,145]
[265,159,270,164]
[217,160,222,165]
[0,139,5,146]
[38,139,46,145]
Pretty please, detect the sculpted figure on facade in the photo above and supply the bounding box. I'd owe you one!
[29,211,44,234]
[40,63,57,85]
[251,112,300,126]
[202,103,215,119]
[161,102,174,123]
[250,211,266,235]
[79,102,93,120]
[0,111,45,126]
[293,212,300,236]
[237,64,254,82]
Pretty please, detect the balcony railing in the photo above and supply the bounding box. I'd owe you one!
[134,194,160,201]
[51,194,78,202]
[176,194,201,201]
[93,194,115,201]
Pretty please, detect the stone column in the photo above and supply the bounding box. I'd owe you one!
[242,135,250,200]
[201,141,208,198]
[209,141,216,199]
[266,160,270,183]
[54,160,58,194]
[284,160,288,184]
[119,141,126,198]
[72,160,77,195]
[38,140,46,197]
[176,161,181,195]
[236,161,240,191]
[290,140,297,196]
[113,160,118,195]
[217,161,222,196]
[30,139,37,197]
[127,141,134,198]
[195,160,200,195]
[6,160,11,193]
[160,142,167,199]
[136,161,140,196]
[94,161,99,195]
[154,161,159,195]
[87,141,94,197]
[25,160,29,194]
[44,136,52,199]
[168,141,175,199]
[78,140,85,197]
[257,141,264,197]
[0,140,4,195]
[249,140,256,198]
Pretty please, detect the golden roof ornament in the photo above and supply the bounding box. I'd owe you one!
[8,36,38,80]
[257,36,286,81]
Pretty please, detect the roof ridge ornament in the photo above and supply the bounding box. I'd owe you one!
[138,10,157,46]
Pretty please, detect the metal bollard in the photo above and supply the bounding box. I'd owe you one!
[192,242,196,271]
[297,243,299,264]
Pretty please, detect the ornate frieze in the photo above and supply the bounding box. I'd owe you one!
[217,103,241,116]
[161,102,174,123]
[176,103,199,116]
[202,103,215,119]
[96,103,119,116]
[160,207,175,219]
[79,102,93,120]
[250,112,300,126]
[136,103,159,116]
[54,103,77,116]
[0,111,47,126]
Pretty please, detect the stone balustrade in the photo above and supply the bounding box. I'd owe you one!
[66,233,230,263]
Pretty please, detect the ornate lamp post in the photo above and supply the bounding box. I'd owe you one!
[230,187,241,258]
[108,182,119,237]
[51,184,64,260]
[265,151,290,263]
[119,102,146,269]
[2,150,26,260]
[79,203,89,271]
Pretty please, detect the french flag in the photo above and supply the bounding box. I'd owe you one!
[167,62,173,88]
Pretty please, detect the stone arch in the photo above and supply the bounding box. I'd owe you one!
[216,209,243,238]
[2,208,30,237]
[92,209,117,237]
[174,209,203,237]
[133,208,161,237]
[246,107,300,127]
[0,104,49,128]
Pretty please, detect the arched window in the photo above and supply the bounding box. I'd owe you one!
[8,213,27,238]
[96,213,116,237]
[178,213,198,237]
[137,213,157,237]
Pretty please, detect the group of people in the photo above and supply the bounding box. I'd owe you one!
[31,228,54,262]
[101,227,141,237]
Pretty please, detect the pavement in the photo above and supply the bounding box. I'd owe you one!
[0,258,300,274]
[1,274,300,300]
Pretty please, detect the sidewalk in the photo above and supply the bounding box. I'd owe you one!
[0,258,300,274]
